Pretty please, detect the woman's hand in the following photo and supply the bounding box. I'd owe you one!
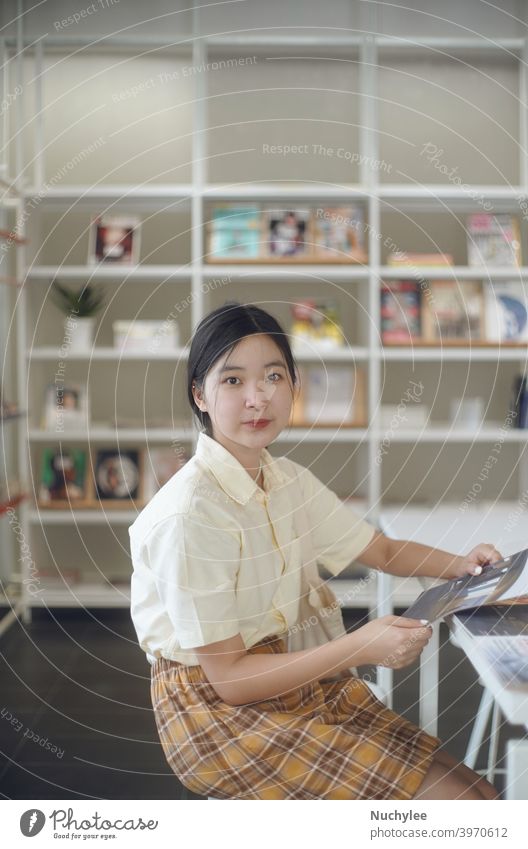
[452,543,504,579]
[353,615,433,670]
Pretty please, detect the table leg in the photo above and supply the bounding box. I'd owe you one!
[505,738,528,799]
[419,621,440,737]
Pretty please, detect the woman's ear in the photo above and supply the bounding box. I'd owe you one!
[192,383,207,412]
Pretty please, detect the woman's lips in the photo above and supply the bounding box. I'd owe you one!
[243,419,271,429]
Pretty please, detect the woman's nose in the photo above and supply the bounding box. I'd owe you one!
[245,380,271,406]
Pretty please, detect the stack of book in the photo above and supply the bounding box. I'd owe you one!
[387,252,454,267]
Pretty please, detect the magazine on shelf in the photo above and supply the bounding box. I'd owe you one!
[265,208,311,258]
[291,365,367,427]
[422,279,484,342]
[466,213,522,268]
[207,204,262,260]
[404,547,528,623]
[380,280,422,343]
[484,281,528,343]
[312,206,368,262]
[290,299,345,354]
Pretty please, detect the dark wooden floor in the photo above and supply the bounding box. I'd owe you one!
[0,607,523,799]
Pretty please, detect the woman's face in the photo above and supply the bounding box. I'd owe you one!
[193,334,295,460]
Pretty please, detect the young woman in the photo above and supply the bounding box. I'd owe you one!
[130,301,502,800]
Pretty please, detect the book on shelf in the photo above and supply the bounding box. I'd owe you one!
[484,281,528,343]
[380,280,422,343]
[387,252,454,267]
[207,204,262,261]
[312,206,368,263]
[421,279,484,341]
[291,365,367,427]
[206,204,368,263]
[466,213,521,268]
[290,299,346,354]
[265,208,311,259]
[511,375,528,428]
[404,546,528,623]
[113,320,179,353]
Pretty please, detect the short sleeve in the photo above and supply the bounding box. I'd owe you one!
[296,465,376,577]
[145,513,241,649]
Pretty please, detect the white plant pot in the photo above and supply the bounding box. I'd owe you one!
[64,316,96,353]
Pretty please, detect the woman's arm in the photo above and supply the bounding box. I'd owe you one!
[194,616,431,706]
[358,530,503,580]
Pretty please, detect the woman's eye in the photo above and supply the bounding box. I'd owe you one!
[224,377,240,385]
[267,372,282,382]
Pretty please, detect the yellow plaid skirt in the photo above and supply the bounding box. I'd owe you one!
[151,634,441,800]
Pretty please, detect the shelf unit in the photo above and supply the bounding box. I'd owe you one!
[0,106,25,633]
[5,2,528,659]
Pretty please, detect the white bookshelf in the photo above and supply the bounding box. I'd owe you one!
[0,163,25,633]
[5,1,528,622]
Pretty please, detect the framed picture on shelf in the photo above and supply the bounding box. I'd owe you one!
[42,382,89,431]
[38,447,90,508]
[291,365,367,427]
[484,281,528,343]
[88,214,141,265]
[265,208,312,260]
[94,448,143,506]
[421,280,484,342]
[312,206,368,263]
[207,204,262,261]
[143,446,189,500]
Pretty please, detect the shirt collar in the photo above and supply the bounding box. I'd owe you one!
[195,432,292,505]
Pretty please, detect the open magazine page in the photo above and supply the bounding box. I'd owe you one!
[403,547,528,623]
[453,607,528,687]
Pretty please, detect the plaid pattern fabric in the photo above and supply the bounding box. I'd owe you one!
[151,635,441,800]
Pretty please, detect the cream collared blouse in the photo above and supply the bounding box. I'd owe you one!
[129,432,376,666]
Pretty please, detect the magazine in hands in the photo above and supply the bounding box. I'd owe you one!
[404,547,528,623]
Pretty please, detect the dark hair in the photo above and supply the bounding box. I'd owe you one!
[187,301,298,436]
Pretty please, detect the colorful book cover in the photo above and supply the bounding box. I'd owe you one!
[422,280,483,341]
[208,205,262,260]
[484,281,528,342]
[380,280,422,343]
[312,206,367,261]
[467,214,521,268]
[265,208,311,257]
[290,299,345,353]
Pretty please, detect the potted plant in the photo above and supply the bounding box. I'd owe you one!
[50,280,105,353]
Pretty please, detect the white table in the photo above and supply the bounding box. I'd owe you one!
[379,501,528,799]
